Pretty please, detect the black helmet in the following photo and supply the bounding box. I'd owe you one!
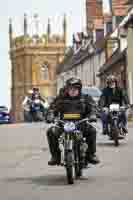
[32,87,39,92]
[66,77,82,89]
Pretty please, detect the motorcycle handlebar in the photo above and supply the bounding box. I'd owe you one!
[55,118,96,125]
[54,118,97,130]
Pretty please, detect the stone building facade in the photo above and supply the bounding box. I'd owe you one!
[9,15,67,121]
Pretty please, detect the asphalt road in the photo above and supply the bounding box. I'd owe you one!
[0,121,133,200]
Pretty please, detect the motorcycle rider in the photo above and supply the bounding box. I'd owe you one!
[32,87,46,103]
[22,90,34,121]
[32,87,49,116]
[22,88,47,120]
[100,75,129,135]
[47,77,100,166]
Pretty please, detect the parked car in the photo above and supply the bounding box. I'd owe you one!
[0,106,11,124]
[82,86,102,104]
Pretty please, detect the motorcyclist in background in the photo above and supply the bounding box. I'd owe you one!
[22,88,48,121]
[100,75,129,135]
[32,87,46,103]
[22,90,34,121]
[47,77,100,166]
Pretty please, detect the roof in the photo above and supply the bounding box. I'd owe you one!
[57,41,94,74]
[57,37,107,75]
[98,48,126,76]
[125,0,133,5]
[98,7,133,77]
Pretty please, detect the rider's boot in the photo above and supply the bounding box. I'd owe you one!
[48,156,60,165]
[47,127,61,165]
[122,126,128,134]
[85,126,100,166]
[88,154,100,164]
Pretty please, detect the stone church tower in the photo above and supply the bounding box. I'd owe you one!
[9,14,67,122]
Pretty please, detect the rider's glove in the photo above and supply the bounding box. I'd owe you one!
[46,110,55,123]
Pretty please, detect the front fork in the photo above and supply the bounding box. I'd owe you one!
[59,134,88,167]
[59,134,73,166]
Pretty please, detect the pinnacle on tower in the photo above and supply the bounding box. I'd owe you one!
[24,13,28,36]
[33,13,39,37]
[47,18,51,40]
[9,18,12,34]
[9,18,13,48]
[63,14,67,44]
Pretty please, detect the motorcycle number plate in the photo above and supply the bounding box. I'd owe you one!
[110,104,120,111]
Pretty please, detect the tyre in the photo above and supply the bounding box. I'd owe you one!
[112,120,119,146]
[75,163,82,178]
[65,152,74,184]
[114,130,119,146]
[66,166,74,184]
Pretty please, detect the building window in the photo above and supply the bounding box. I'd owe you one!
[96,29,104,41]
[106,22,112,34]
[41,63,49,80]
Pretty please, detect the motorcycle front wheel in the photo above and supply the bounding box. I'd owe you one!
[66,166,74,184]
[65,151,74,184]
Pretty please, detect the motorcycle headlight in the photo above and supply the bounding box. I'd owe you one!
[5,115,9,119]
[34,99,40,104]
[64,122,76,133]
[109,104,120,111]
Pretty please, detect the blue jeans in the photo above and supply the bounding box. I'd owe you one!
[101,111,127,131]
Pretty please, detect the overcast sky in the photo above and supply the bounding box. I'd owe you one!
[0,0,109,108]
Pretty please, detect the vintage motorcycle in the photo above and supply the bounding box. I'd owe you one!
[29,99,45,122]
[52,116,96,184]
[105,104,127,146]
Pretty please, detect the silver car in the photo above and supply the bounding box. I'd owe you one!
[81,86,102,104]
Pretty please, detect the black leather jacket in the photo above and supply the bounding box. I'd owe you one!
[51,94,96,120]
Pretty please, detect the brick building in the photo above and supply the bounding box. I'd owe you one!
[86,0,104,40]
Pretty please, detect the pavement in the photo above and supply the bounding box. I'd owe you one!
[0,121,133,200]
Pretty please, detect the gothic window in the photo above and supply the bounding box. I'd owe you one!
[41,62,49,80]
